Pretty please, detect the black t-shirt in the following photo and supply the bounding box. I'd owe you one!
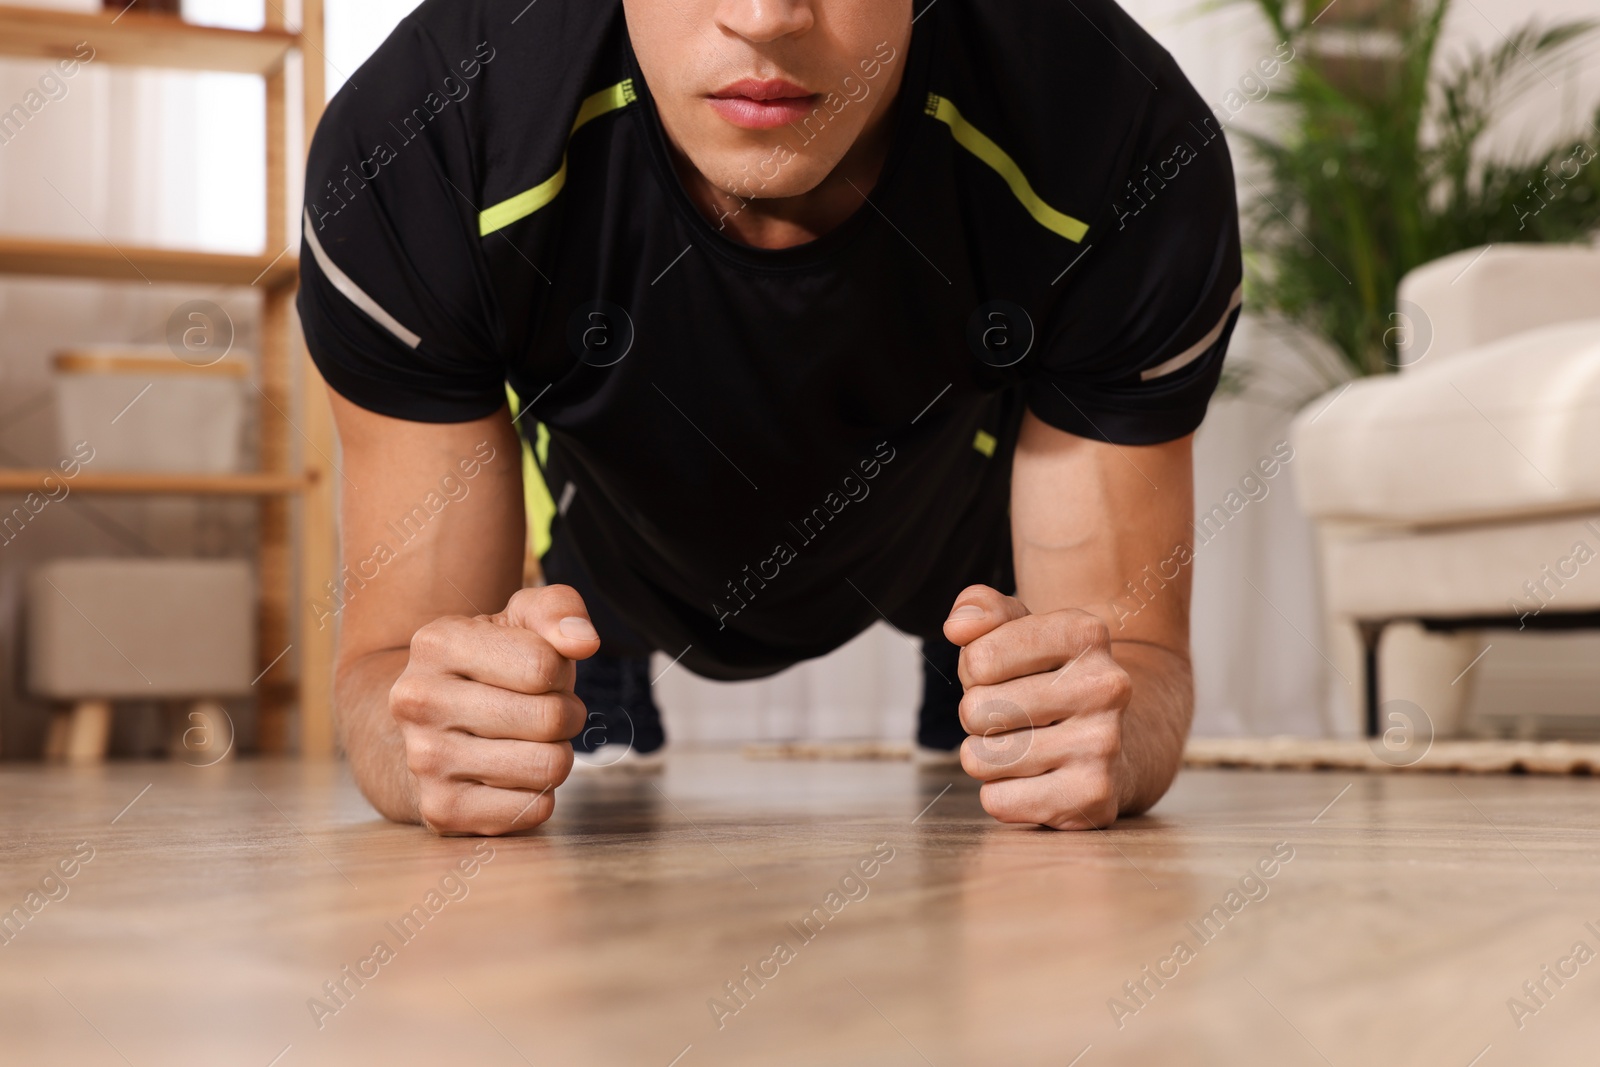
[298,0,1242,681]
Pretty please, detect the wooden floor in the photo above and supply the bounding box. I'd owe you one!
[3,752,1597,1066]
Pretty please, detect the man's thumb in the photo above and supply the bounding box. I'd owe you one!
[502,584,602,661]
[942,584,1028,646]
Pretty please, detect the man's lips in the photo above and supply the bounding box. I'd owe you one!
[707,78,819,130]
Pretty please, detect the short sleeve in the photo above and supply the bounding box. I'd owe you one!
[1026,75,1243,446]
[296,18,506,424]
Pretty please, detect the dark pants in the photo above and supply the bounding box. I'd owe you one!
[542,530,982,669]
[543,529,971,748]
[540,532,657,659]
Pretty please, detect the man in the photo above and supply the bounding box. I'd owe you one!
[299,0,1241,836]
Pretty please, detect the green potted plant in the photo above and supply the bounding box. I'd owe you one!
[1235,0,1600,384]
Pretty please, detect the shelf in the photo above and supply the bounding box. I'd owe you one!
[0,5,296,75]
[0,470,314,496]
[55,348,252,378]
[0,237,296,287]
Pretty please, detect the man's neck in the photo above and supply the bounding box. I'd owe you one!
[666,86,904,251]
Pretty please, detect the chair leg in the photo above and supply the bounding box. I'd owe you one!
[64,699,113,765]
[44,709,72,762]
[168,700,234,764]
[1356,621,1387,738]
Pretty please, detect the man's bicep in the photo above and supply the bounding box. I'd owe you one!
[1009,410,1194,653]
[328,388,526,667]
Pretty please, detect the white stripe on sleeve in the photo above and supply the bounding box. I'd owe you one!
[302,209,423,350]
[1139,284,1243,381]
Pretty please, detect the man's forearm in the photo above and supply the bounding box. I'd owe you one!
[1110,640,1194,816]
[334,649,422,824]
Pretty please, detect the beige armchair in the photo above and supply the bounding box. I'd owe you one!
[1291,244,1600,735]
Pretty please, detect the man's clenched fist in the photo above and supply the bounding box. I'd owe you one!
[390,584,601,836]
[943,584,1134,830]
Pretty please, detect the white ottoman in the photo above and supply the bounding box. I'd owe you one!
[28,559,255,763]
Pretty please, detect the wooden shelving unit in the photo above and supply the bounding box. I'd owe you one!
[0,470,315,495]
[0,5,296,73]
[0,1,336,758]
[0,236,297,287]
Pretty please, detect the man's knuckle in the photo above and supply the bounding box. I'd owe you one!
[409,620,455,661]
[523,645,562,692]
[561,694,588,739]
[417,789,462,831]
[959,737,986,778]
[978,782,1031,823]
[538,741,574,787]
[1056,609,1106,648]
[1092,666,1133,709]
[963,642,999,683]
[389,677,429,720]
[1083,797,1119,828]
[1077,768,1119,811]
[1109,668,1133,706]
[511,790,555,830]
[1089,722,1124,761]
[957,690,988,734]
[406,733,446,777]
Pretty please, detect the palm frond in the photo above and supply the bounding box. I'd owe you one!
[1233,0,1600,382]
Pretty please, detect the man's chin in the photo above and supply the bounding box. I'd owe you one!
[705,158,843,202]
